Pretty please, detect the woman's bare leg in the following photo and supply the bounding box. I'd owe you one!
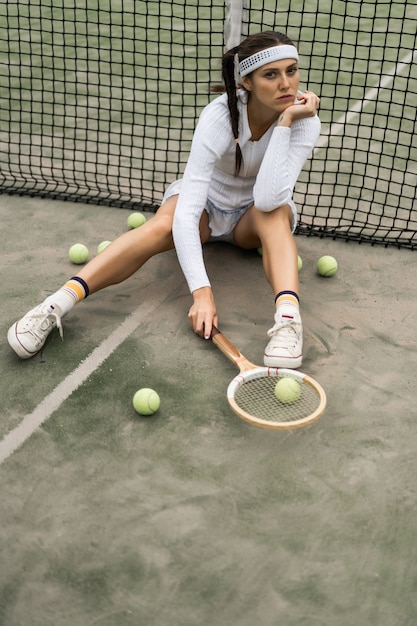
[7,197,212,358]
[233,204,302,368]
[232,203,298,296]
[77,197,177,294]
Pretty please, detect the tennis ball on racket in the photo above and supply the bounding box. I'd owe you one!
[317,255,338,277]
[133,388,160,416]
[127,212,146,229]
[274,377,301,404]
[97,240,112,254]
[68,243,89,264]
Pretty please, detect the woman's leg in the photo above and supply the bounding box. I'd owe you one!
[233,202,298,294]
[233,203,303,368]
[9,198,213,359]
[8,196,204,359]
[77,198,177,294]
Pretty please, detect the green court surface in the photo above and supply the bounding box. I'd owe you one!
[1,193,417,625]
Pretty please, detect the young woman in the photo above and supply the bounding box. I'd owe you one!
[8,31,320,369]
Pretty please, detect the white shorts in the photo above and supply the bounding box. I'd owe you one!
[162,179,297,242]
[162,179,252,243]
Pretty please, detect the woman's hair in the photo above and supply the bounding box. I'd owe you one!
[219,31,296,175]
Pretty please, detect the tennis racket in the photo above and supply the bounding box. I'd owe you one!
[211,326,326,430]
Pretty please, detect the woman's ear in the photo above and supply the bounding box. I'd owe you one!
[241,76,252,91]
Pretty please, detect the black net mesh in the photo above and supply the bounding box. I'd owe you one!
[0,0,416,247]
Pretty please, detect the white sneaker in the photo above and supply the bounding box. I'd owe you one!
[263,306,303,368]
[7,303,63,359]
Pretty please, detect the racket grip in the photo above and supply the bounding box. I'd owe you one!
[211,326,242,362]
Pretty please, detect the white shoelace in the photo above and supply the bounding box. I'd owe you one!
[267,318,301,348]
[22,307,63,341]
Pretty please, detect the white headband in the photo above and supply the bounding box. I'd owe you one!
[239,45,299,77]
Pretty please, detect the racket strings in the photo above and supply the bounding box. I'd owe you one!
[234,376,321,424]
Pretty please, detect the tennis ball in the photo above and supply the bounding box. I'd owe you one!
[68,243,89,264]
[317,255,338,277]
[97,240,112,254]
[274,377,301,404]
[133,388,160,416]
[127,212,147,229]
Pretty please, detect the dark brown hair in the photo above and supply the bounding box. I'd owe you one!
[219,31,296,174]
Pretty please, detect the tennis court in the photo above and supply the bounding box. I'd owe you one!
[2,195,417,625]
[1,0,417,623]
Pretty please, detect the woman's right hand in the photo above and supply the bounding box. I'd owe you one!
[188,286,218,340]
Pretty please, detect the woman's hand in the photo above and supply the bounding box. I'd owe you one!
[188,286,218,340]
[277,90,320,126]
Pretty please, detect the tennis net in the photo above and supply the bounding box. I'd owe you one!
[0,0,416,248]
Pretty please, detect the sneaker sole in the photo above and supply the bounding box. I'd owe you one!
[263,354,303,369]
[7,324,39,359]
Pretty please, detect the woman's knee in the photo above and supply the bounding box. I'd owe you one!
[256,204,295,237]
[234,203,293,248]
[149,214,174,250]
[264,203,293,222]
[151,197,177,245]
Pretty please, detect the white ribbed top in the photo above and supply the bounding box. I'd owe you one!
[172,91,321,293]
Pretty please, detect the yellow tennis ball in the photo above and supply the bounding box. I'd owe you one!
[127,212,147,229]
[274,377,301,404]
[68,243,89,264]
[317,255,338,277]
[133,388,160,416]
[97,240,112,254]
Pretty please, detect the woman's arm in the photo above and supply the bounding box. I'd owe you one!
[172,98,233,293]
[172,98,233,338]
[253,93,321,212]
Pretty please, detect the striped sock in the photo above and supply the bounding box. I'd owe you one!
[274,291,300,322]
[275,290,299,309]
[44,276,89,317]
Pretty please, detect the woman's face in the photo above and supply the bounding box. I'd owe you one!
[242,57,300,116]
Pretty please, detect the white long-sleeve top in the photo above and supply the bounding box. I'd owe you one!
[172,90,321,293]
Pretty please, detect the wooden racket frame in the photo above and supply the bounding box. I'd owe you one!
[211,327,327,429]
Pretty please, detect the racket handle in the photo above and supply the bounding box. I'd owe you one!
[211,326,242,363]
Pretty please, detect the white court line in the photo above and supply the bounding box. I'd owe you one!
[314,48,417,151]
[0,298,166,466]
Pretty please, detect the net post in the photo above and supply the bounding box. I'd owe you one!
[224,0,247,50]
[224,0,247,85]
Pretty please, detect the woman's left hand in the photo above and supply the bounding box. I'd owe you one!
[278,90,320,125]
[296,90,320,115]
